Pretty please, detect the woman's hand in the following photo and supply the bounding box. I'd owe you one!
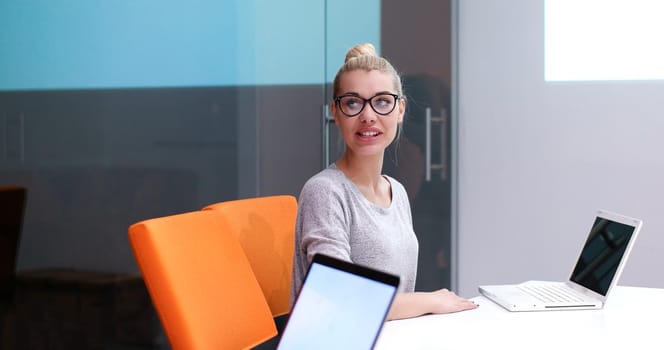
[387,289,478,320]
[426,288,478,314]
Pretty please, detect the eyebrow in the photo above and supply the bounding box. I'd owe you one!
[338,91,394,98]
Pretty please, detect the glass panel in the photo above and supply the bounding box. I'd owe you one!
[381,0,454,291]
[0,1,326,347]
[323,0,382,166]
[324,0,454,291]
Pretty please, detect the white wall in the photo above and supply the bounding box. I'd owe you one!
[457,0,664,297]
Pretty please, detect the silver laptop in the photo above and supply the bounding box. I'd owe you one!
[277,253,399,350]
[479,209,642,312]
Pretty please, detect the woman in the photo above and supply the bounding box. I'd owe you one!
[291,43,477,320]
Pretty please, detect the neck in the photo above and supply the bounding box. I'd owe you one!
[336,151,384,187]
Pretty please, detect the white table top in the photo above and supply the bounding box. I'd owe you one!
[374,286,664,350]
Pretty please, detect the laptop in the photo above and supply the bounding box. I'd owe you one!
[479,209,642,312]
[277,253,399,350]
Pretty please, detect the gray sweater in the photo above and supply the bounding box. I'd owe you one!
[291,164,419,304]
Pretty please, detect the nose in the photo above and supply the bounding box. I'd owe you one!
[358,103,377,123]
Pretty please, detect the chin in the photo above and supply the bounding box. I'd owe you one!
[351,145,388,157]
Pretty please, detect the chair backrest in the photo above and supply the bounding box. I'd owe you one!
[0,185,26,281]
[128,210,277,350]
[203,195,297,317]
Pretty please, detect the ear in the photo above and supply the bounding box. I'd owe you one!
[330,102,340,124]
[396,97,406,123]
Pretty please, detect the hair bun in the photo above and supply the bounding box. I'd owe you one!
[345,43,378,63]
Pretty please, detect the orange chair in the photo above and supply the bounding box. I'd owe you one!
[128,210,277,350]
[203,195,297,317]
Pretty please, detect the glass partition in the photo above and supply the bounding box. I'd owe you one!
[325,0,454,291]
[0,0,453,347]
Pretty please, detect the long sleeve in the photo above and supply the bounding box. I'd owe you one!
[291,165,418,305]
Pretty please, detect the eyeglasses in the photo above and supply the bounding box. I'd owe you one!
[333,93,400,117]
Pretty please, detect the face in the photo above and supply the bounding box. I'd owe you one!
[332,69,405,158]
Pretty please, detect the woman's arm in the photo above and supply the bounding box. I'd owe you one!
[387,289,478,320]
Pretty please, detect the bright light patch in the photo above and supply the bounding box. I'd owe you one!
[545,0,664,81]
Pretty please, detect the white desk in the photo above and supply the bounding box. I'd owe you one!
[375,286,664,350]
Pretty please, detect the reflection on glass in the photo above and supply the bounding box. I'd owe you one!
[570,218,635,296]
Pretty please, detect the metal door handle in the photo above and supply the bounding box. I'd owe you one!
[425,107,447,181]
[322,104,334,167]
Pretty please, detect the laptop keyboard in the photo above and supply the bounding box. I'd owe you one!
[518,283,585,303]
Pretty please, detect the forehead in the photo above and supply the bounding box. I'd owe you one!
[338,69,394,95]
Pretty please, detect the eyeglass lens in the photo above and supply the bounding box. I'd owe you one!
[337,94,397,117]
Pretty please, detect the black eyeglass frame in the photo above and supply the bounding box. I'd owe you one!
[333,93,401,117]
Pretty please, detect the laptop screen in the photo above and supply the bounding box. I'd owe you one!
[570,215,637,296]
[277,254,399,350]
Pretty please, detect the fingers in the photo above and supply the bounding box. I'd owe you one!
[461,297,479,309]
[463,299,479,310]
[435,289,479,312]
[451,299,478,313]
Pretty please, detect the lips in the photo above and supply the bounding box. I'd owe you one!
[359,131,379,137]
[356,128,382,139]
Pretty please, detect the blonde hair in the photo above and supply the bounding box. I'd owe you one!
[332,43,404,99]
